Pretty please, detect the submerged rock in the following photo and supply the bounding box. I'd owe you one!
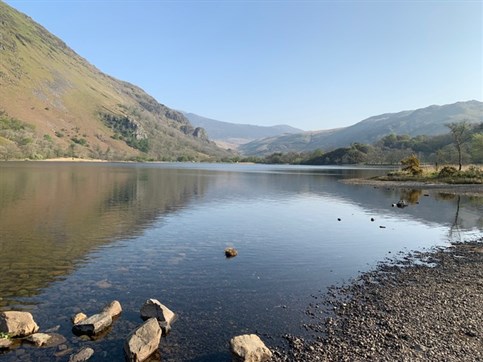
[230,334,273,362]
[225,247,238,258]
[72,313,112,336]
[69,346,95,362]
[0,311,39,337]
[124,318,161,362]
[25,332,51,347]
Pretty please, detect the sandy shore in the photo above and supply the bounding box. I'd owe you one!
[272,239,483,361]
[342,178,483,196]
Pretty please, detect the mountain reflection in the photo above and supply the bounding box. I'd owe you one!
[0,163,208,307]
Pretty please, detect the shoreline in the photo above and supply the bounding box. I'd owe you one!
[272,238,483,361]
[342,178,483,196]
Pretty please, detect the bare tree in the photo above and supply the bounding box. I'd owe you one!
[446,121,471,171]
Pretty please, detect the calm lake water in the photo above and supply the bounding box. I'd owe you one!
[0,162,481,361]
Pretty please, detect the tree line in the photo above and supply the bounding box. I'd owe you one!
[237,121,483,167]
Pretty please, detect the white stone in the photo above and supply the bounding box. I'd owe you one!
[0,311,39,337]
[102,300,122,318]
[124,318,161,362]
[230,334,273,362]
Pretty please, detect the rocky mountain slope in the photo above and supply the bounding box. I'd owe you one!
[239,101,482,155]
[0,1,230,161]
[183,112,303,149]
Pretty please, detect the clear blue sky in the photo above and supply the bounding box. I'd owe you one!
[4,0,482,130]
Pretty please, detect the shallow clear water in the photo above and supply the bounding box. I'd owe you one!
[0,162,481,361]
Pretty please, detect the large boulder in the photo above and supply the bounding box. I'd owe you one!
[102,300,122,318]
[140,299,176,325]
[230,334,272,362]
[0,311,39,337]
[72,312,112,336]
[124,318,161,362]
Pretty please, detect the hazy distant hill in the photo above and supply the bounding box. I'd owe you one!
[183,112,303,149]
[0,1,230,161]
[240,101,483,155]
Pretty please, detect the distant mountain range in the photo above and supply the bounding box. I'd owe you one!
[239,100,483,155]
[0,1,229,161]
[183,112,303,149]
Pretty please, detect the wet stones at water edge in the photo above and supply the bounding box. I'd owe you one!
[0,311,39,337]
[68,347,95,362]
[225,247,238,258]
[124,318,162,362]
[230,334,273,362]
[72,300,122,336]
[140,298,176,336]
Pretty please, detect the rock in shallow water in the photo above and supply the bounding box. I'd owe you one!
[102,300,122,318]
[72,313,112,336]
[69,346,94,362]
[140,299,176,326]
[0,311,39,337]
[225,247,238,258]
[230,334,273,362]
[124,318,161,362]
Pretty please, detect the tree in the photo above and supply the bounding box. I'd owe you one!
[446,121,471,170]
[401,154,422,176]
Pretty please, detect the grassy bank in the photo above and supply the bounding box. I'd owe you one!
[375,165,482,184]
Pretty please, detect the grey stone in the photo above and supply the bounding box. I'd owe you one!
[230,334,272,362]
[69,347,94,362]
[72,312,112,336]
[0,311,39,337]
[124,318,161,362]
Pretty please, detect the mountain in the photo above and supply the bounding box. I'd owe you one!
[0,1,230,161]
[183,112,303,149]
[239,101,483,155]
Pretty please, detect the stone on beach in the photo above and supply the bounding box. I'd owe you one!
[140,299,176,325]
[72,312,112,336]
[124,318,162,362]
[230,334,273,362]
[102,300,122,318]
[0,311,39,337]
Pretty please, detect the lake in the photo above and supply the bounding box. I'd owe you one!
[0,162,481,361]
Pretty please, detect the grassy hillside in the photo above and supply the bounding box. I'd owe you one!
[240,101,482,156]
[0,1,231,161]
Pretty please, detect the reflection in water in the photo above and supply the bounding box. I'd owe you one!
[0,163,481,361]
[0,163,209,307]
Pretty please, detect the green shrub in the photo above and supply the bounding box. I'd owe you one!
[438,166,458,178]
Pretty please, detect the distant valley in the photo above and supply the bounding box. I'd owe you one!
[183,112,303,149]
[238,100,482,155]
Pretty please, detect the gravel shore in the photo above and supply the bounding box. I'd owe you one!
[272,239,483,361]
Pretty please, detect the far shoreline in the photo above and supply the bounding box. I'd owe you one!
[341,178,483,196]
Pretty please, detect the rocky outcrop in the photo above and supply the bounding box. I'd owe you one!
[124,318,161,362]
[0,311,39,337]
[72,313,112,336]
[230,334,273,362]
